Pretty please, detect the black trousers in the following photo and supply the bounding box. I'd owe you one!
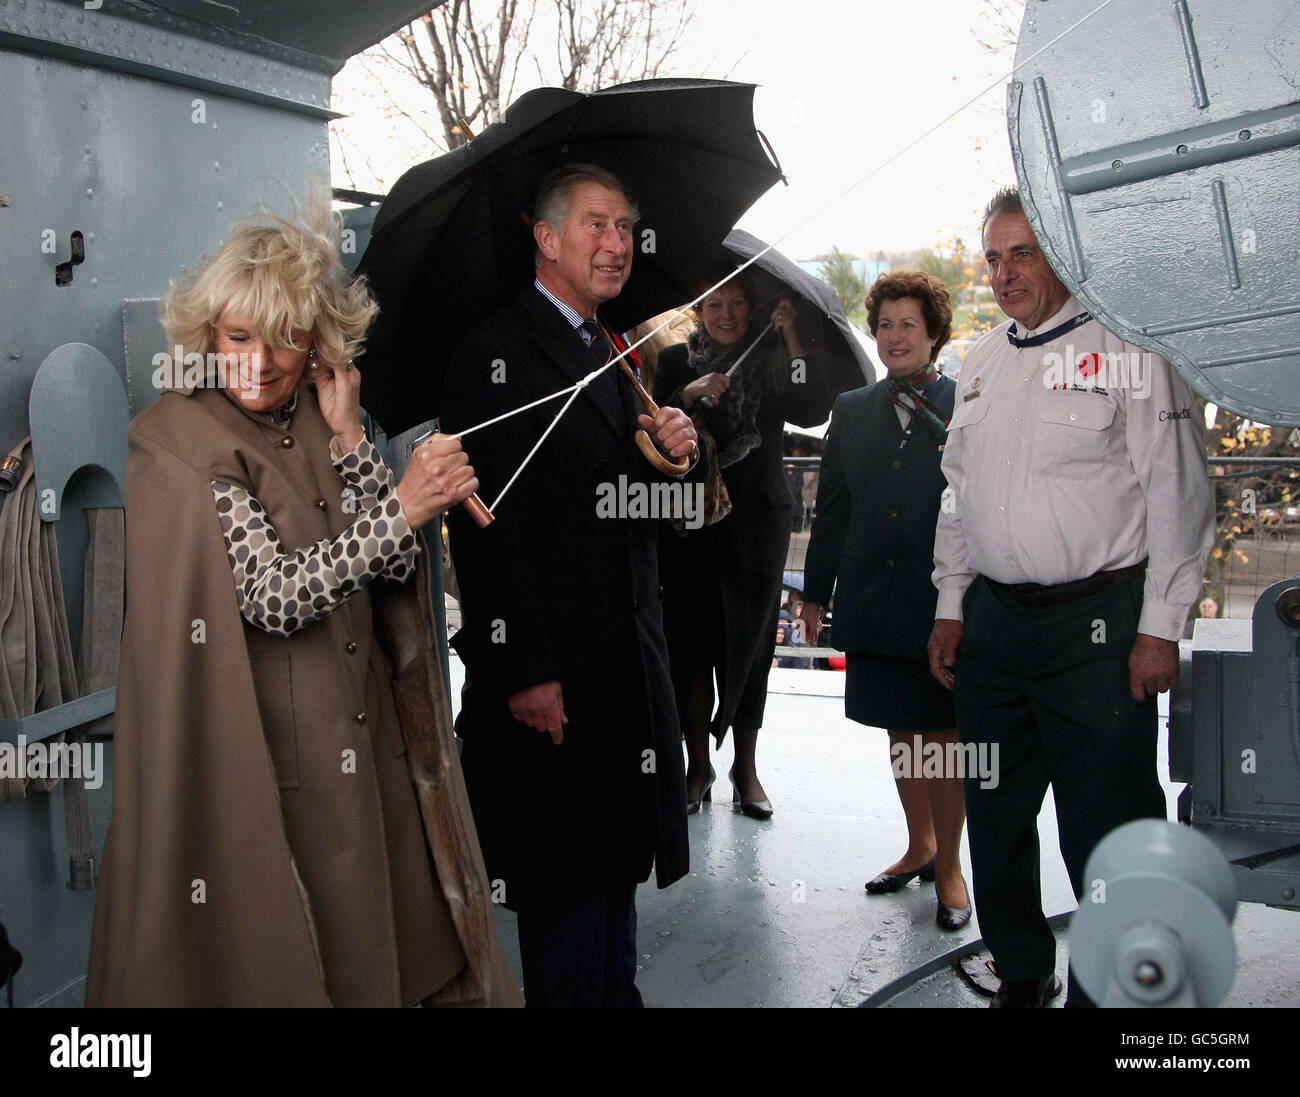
[515,885,642,1008]
[955,574,1166,1004]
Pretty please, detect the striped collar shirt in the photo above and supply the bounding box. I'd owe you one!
[534,278,593,342]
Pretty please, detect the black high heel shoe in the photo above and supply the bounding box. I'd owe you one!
[864,855,937,894]
[729,769,773,819]
[686,766,716,815]
[936,876,972,930]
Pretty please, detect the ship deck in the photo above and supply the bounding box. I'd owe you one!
[451,659,1300,1010]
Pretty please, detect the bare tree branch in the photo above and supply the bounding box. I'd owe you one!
[377,0,700,151]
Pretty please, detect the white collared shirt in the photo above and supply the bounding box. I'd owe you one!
[534,277,590,337]
[932,297,1215,641]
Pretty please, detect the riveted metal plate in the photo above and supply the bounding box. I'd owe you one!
[1009,0,1300,425]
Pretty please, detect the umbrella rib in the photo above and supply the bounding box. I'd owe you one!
[723,321,775,379]
[459,293,699,493]
[475,300,700,513]
[487,378,589,513]
[454,380,584,440]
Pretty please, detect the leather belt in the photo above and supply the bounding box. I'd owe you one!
[988,559,1147,608]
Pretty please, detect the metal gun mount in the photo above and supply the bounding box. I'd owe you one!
[1073,820,1237,1008]
[1170,579,1300,912]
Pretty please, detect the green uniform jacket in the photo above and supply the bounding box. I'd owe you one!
[803,376,956,662]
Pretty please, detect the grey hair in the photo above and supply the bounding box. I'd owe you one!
[981,185,1024,232]
[532,163,639,267]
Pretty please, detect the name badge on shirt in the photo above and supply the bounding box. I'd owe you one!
[963,390,981,403]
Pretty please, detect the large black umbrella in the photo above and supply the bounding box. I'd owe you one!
[720,229,875,394]
[356,78,785,435]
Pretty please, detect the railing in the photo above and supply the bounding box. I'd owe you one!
[780,454,1300,631]
[443,456,1300,645]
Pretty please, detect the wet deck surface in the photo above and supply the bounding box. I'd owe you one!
[450,660,1300,1009]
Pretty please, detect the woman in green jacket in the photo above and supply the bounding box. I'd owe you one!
[801,270,970,930]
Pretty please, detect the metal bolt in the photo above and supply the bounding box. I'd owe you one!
[1282,887,1295,901]
[1239,129,1251,141]
[1176,144,1189,155]
[1134,961,1163,987]
[1279,590,1300,627]
[1112,159,1124,171]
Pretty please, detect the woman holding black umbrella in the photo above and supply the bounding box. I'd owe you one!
[800,270,970,930]
[656,265,838,818]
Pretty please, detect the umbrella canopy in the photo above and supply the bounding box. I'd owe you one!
[720,229,875,394]
[356,78,784,434]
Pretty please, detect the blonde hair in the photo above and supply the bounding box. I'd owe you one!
[162,193,378,368]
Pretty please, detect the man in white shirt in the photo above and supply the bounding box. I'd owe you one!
[927,186,1214,1007]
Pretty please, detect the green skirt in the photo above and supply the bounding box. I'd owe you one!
[845,652,955,732]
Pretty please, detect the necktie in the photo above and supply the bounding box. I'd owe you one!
[580,320,612,366]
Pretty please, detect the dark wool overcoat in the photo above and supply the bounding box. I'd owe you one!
[441,286,699,909]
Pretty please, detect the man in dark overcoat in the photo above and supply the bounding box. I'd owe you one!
[439,164,701,1007]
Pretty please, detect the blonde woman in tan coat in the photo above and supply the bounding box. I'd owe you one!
[87,202,520,1007]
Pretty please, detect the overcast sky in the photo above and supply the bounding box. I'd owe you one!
[330,0,1026,260]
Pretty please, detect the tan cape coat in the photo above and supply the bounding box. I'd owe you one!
[86,380,520,1007]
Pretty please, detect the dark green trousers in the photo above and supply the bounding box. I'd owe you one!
[955,574,1166,1001]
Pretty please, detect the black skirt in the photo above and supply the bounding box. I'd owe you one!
[659,503,790,737]
[844,652,955,732]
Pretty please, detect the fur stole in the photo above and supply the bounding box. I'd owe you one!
[686,324,790,469]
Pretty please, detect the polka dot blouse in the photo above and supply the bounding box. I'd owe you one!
[212,436,420,637]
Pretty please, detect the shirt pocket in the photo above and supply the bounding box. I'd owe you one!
[1034,395,1116,480]
[946,396,993,470]
[948,393,991,431]
[249,652,299,789]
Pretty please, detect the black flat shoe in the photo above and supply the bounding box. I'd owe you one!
[686,766,716,815]
[864,855,937,894]
[936,877,972,930]
[729,770,773,819]
[989,973,1063,1008]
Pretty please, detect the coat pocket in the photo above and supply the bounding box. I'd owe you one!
[249,652,299,789]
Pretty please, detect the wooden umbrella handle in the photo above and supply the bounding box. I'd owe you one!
[617,359,690,475]
[412,428,494,527]
[462,492,494,528]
